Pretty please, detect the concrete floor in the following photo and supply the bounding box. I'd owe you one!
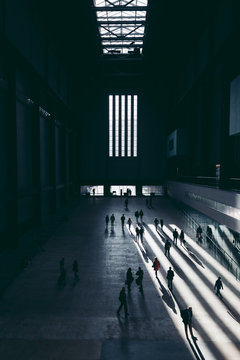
[0,196,239,359]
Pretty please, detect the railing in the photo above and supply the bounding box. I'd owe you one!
[182,208,240,281]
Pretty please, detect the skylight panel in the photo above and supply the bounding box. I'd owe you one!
[93,0,149,56]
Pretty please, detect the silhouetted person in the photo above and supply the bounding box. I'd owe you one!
[139,209,144,222]
[180,230,185,246]
[154,218,159,230]
[72,260,79,281]
[121,214,125,228]
[181,307,196,339]
[105,215,109,227]
[214,276,223,298]
[173,228,178,245]
[164,239,171,257]
[59,257,65,273]
[127,217,132,230]
[124,198,128,209]
[196,225,202,239]
[206,226,212,242]
[135,210,139,222]
[92,188,95,196]
[166,266,174,291]
[126,268,134,291]
[110,214,115,226]
[136,267,144,292]
[139,226,144,242]
[160,219,164,230]
[117,287,129,317]
[152,257,160,277]
[136,226,140,241]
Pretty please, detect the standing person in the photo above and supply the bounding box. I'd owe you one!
[160,219,164,230]
[135,210,140,223]
[139,226,144,243]
[59,257,65,273]
[180,307,196,339]
[166,266,174,291]
[127,217,132,230]
[164,239,171,257]
[139,209,144,222]
[124,198,128,209]
[180,229,185,246]
[135,226,140,241]
[196,225,203,239]
[105,215,109,227]
[121,214,125,228]
[117,287,129,317]
[72,260,79,281]
[214,276,223,298]
[110,214,115,227]
[152,257,160,277]
[136,267,144,292]
[173,228,179,245]
[154,218,159,230]
[126,268,134,291]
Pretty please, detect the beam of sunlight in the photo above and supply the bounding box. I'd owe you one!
[144,225,240,360]
[168,224,240,309]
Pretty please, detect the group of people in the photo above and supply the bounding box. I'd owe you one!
[117,267,144,317]
[58,257,79,285]
[134,209,144,222]
[153,218,164,230]
[172,228,185,246]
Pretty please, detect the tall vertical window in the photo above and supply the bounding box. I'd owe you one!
[109,95,137,157]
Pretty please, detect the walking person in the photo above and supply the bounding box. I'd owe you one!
[59,257,65,273]
[160,218,164,230]
[110,214,115,227]
[136,267,144,292]
[125,268,134,291]
[117,287,129,317]
[135,210,140,223]
[164,239,171,257]
[196,225,203,240]
[72,259,79,281]
[166,266,174,291]
[180,307,196,340]
[105,215,109,227]
[154,218,159,231]
[121,214,125,228]
[135,226,140,241]
[173,228,179,245]
[127,217,132,231]
[180,229,185,246]
[139,226,144,243]
[139,209,144,222]
[152,256,160,277]
[214,276,223,299]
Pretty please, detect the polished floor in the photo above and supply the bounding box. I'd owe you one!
[0,196,239,359]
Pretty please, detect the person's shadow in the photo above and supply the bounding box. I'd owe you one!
[156,278,177,314]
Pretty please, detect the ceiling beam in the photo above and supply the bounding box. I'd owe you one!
[101,36,144,41]
[102,44,142,48]
[98,20,146,25]
[94,6,147,12]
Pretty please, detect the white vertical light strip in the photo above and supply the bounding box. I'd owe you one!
[133,95,137,157]
[121,95,125,157]
[127,95,131,157]
[109,95,113,157]
[115,95,119,156]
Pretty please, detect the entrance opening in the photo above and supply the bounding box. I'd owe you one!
[80,185,104,196]
[142,185,164,196]
[110,185,136,196]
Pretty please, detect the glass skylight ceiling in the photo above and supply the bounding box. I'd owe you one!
[93,0,149,55]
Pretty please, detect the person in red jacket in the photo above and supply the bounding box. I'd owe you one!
[152,256,160,277]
